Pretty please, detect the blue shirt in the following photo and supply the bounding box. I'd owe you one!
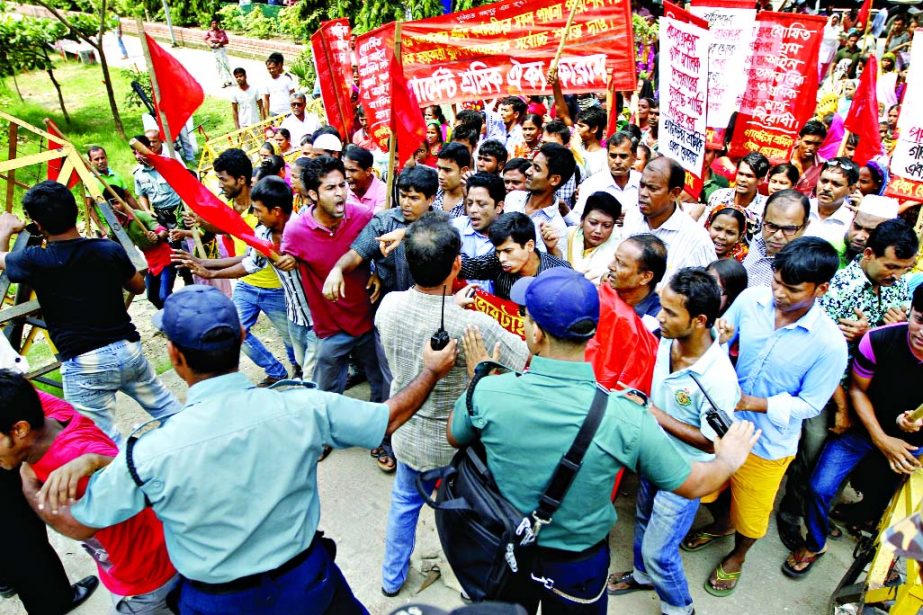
[723,286,848,460]
[451,216,494,294]
[71,372,388,583]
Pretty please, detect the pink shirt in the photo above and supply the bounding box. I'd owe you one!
[281,204,375,339]
[347,175,388,213]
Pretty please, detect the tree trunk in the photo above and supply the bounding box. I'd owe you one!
[45,64,70,123]
[94,44,125,138]
[11,74,23,101]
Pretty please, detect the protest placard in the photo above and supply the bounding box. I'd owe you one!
[886,29,923,201]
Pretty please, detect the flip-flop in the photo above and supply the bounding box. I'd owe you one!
[681,529,735,552]
[606,571,654,595]
[370,447,385,458]
[703,563,741,597]
[781,549,826,579]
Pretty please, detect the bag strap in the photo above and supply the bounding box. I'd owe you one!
[465,360,513,417]
[531,386,608,532]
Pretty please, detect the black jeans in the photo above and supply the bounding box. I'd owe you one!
[0,468,73,614]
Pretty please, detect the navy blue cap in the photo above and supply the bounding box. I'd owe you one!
[152,285,241,351]
[509,268,599,340]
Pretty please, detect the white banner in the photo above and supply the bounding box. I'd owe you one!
[889,29,923,184]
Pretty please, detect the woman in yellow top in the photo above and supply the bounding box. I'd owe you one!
[563,192,622,285]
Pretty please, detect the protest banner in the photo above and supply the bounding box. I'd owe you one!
[659,1,710,198]
[399,0,636,106]
[728,12,825,163]
[886,29,923,201]
[470,289,525,339]
[311,19,355,142]
[689,0,757,144]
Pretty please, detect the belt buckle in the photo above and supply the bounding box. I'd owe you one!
[530,573,555,590]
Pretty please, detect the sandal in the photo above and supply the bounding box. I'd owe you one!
[781,548,825,579]
[704,563,741,597]
[681,529,735,552]
[376,443,396,473]
[370,447,384,458]
[319,445,333,462]
[606,571,654,595]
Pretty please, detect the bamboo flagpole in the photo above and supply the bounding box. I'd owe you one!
[547,0,583,82]
[385,21,402,210]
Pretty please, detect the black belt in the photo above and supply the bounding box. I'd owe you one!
[187,535,318,594]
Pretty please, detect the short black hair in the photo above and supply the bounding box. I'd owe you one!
[608,131,638,155]
[583,192,622,222]
[707,259,748,315]
[23,181,78,235]
[251,176,293,216]
[488,212,535,247]
[654,156,686,191]
[503,158,532,175]
[266,52,284,65]
[455,109,484,133]
[312,125,342,141]
[543,120,571,146]
[451,126,479,149]
[276,127,291,142]
[437,142,472,169]
[477,140,508,166]
[300,134,314,146]
[668,267,722,328]
[821,157,860,185]
[576,106,607,140]
[740,152,770,179]
[500,96,527,118]
[405,213,461,287]
[466,172,506,205]
[255,155,285,181]
[624,234,667,286]
[866,218,919,259]
[301,156,345,195]
[913,283,923,313]
[538,142,576,186]
[173,331,241,375]
[772,236,840,286]
[233,67,246,77]
[397,165,438,198]
[710,207,748,235]
[344,145,373,170]
[800,119,828,139]
[0,370,43,435]
[214,148,253,185]
[134,134,151,148]
[768,163,800,186]
[764,189,810,224]
[87,145,105,158]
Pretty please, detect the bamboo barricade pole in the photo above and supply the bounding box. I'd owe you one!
[862,0,875,54]
[137,20,206,258]
[836,129,852,157]
[908,402,923,423]
[547,0,582,81]
[384,22,402,210]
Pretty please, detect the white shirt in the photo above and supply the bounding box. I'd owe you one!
[569,169,641,226]
[264,74,296,116]
[805,199,855,248]
[622,205,717,282]
[280,112,321,147]
[232,85,261,127]
[504,190,569,257]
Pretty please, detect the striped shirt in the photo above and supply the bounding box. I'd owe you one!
[241,224,312,327]
[459,250,572,299]
[504,190,569,257]
[742,236,775,288]
[622,205,717,282]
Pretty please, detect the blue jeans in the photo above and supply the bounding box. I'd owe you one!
[233,282,294,380]
[177,539,367,614]
[631,477,699,615]
[289,321,318,380]
[145,266,177,310]
[313,331,385,402]
[805,431,915,552]
[61,340,180,443]
[382,462,440,593]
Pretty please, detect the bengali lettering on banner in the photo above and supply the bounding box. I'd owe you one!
[886,29,923,202]
[689,0,757,143]
[399,0,636,106]
[356,24,396,153]
[728,12,825,163]
[659,2,710,198]
[311,19,355,141]
[471,289,525,339]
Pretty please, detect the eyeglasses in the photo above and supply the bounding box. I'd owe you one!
[291,102,305,107]
[824,159,858,174]
[763,221,804,237]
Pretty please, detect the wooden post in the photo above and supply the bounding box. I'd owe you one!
[547,0,582,81]
[5,123,17,213]
[384,22,402,210]
[836,129,852,157]
[862,0,875,54]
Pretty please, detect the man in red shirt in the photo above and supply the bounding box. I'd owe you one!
[0,372,179,613]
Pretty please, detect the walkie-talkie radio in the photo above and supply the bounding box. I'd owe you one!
[430,286,450,350]
[689,372,733,438]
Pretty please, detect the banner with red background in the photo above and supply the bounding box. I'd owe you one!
[311,19,355,142]
[471,289,525,339]
[728,12,825,163]
[399,0,636,106]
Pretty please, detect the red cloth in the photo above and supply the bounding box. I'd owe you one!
[844,54,882,166]
[856,0,873,31]
[311,19,355,143]
[584,284,657,394]
[145,33,204,142]
[32,393,176,596]
[141,153,275,257]
[44,119,79,189]
[390,47,427,168]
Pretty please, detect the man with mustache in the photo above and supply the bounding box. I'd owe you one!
[805,158,859,247]
[834,195,899,269]
[742,190,810,288]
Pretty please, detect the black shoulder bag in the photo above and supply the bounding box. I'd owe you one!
[417,360,607,602]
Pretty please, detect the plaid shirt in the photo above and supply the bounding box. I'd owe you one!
[742,236,775,288]
[241,224,312,327]
[460,250,572,299]
[432,188,466,218]
[375,288,529,471]
[351,207,439,296]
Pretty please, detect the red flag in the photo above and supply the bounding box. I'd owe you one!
[44,119,79,189]
[311,19,355,141]
[856,0,873,30]
[390,42,427,167]
[145,33,204,142]
[844,54,882,165]
[142,152,276,257]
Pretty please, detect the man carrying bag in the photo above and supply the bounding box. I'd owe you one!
[440,268,761,613]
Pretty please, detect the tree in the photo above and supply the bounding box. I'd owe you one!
[0,10,72,122]
[30,0,126,138]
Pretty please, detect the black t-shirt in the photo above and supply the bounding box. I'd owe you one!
[852,323,923,447]
[5,238,140,360]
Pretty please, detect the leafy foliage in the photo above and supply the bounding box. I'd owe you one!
[119,63,151,109]
[0,10,67,76]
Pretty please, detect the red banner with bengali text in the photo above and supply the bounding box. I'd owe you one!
[398,0,636,106]
[728,12,825,163]
[311,19,355,142]
[471,289,525,339]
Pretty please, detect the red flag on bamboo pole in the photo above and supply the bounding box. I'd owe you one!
[44,119,79,188]
[856,0,873,30]
[140,150,275,257]
[311,19,355,141]
[844,54,882,165]
[145,33,204,141]
[390,47,427,168]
